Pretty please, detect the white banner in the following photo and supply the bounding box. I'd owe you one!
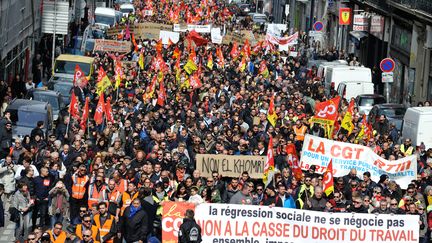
[195,203,419,243]
[211,27,222,44]
[159,30,180,44]
[267,23,287,37]
[300,135,417,188]
[173,24,212,33]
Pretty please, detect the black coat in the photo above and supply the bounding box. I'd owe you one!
[179,218,202,243]
[121,206,148,243]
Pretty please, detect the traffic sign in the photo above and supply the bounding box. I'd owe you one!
[382,72,394,83]
[313,21,324,32]
[380,58,395,73]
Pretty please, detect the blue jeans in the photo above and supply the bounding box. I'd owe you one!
[51,213,64,228]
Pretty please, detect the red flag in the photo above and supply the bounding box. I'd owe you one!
[157,79,166,106]
[348,99,355,114]
[156,38,163,54]
[105,97,114,123]
[94,93,105,125]
[313,96,341,124]
[216,47,225,68]
[69,91,80,119]
[230,42,239,59]
[252,41,262,55]
[73,64,88,88]
[323,159,334,196]
[80,97,90,130]
[131,33,138,52]
[243,39,251,58]
[263,136,275,186]
[187,30,208,46]
[189,73,202,89]
[190,48,197,63]
[286,144,302,181]
[173,46,181,59]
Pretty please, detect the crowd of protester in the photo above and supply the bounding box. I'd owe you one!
[1,0,432,243]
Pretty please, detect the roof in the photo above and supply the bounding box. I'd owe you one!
[375,103,406,108]
[95,7,116,15]
[358,94,385,98]
[6,99,49,112]
[408,107,432,114]
[31,89,60,97]
[56,54,94,63]
[120,3,134,9]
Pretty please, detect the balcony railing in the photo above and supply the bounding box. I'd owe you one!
[388,0,432,15]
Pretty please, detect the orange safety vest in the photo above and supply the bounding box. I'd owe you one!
[48,230,67,243]
[94,214,115,243]
[88,184,107,208]
[121,191,138,215]
[76,224,99,241]
[114,179,128,194]
[72,174,89,200]
[294,125,307,141]
[103,188,121,204]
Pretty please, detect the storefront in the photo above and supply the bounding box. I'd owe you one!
[389,19,412,103]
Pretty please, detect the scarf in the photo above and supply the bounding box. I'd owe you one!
[56,193,63,213]
[128,205,141,219]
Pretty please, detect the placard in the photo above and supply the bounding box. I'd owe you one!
[300,135,416,188]
[134,22,172,40]
[173,24,212,33]
[93,39,131,53]
[195,154,266,179]
[159,30,180,44]
[195,203,419,243]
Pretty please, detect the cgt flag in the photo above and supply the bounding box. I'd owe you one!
[263,136,275,187]
[312,96,341,125]
[323,159,334,196]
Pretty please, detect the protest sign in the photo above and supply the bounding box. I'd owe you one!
[161,201,195,243]
[93,40,131,53]
[173,24,212,33]
[159,30,180,44]
[222,30,256,45]
[193,203,419,243]
[195,154,265,179]
[211,27,223,44]
[300,134,417,188]
[134,22,172,40]
[106,25,131,37]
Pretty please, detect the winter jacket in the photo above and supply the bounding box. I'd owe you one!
[0,161,16,193]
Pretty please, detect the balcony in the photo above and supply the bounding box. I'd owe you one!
[388,0,432,17]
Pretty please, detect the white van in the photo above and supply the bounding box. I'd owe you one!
[94,7,122,28]
[337,81,374,100]
[325,66,372,95]
[119,3,135,17]
[402,107,432,148]
[317,60,348,81]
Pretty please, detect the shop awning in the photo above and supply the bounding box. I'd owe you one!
[349,31,368,42]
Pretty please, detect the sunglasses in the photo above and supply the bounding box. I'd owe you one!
[353,201,362,204]
[374,191,381,194]
[407,190,414,193]
[28,238,36,241]
[83,220,91,223]
[83,235,92,237]
[391,203,397,206]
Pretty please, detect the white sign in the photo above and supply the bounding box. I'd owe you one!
[382,72,394,83]
[267,24,287,37]
[300,135,416,188]
[211,27,223,44]
[173,24,212,33]
[194,203,420,243]
[370,15,384,39]
[353,14,369,32]
[143,10,153,16]
[159,31,180,44]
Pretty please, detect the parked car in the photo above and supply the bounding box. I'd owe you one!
[368,103,407,131]
[47,80,73,105]
[5,99,53,138]
[356,94,386,116]
[26,88,67,121]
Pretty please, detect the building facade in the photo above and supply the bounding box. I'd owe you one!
[290,0,432,104]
